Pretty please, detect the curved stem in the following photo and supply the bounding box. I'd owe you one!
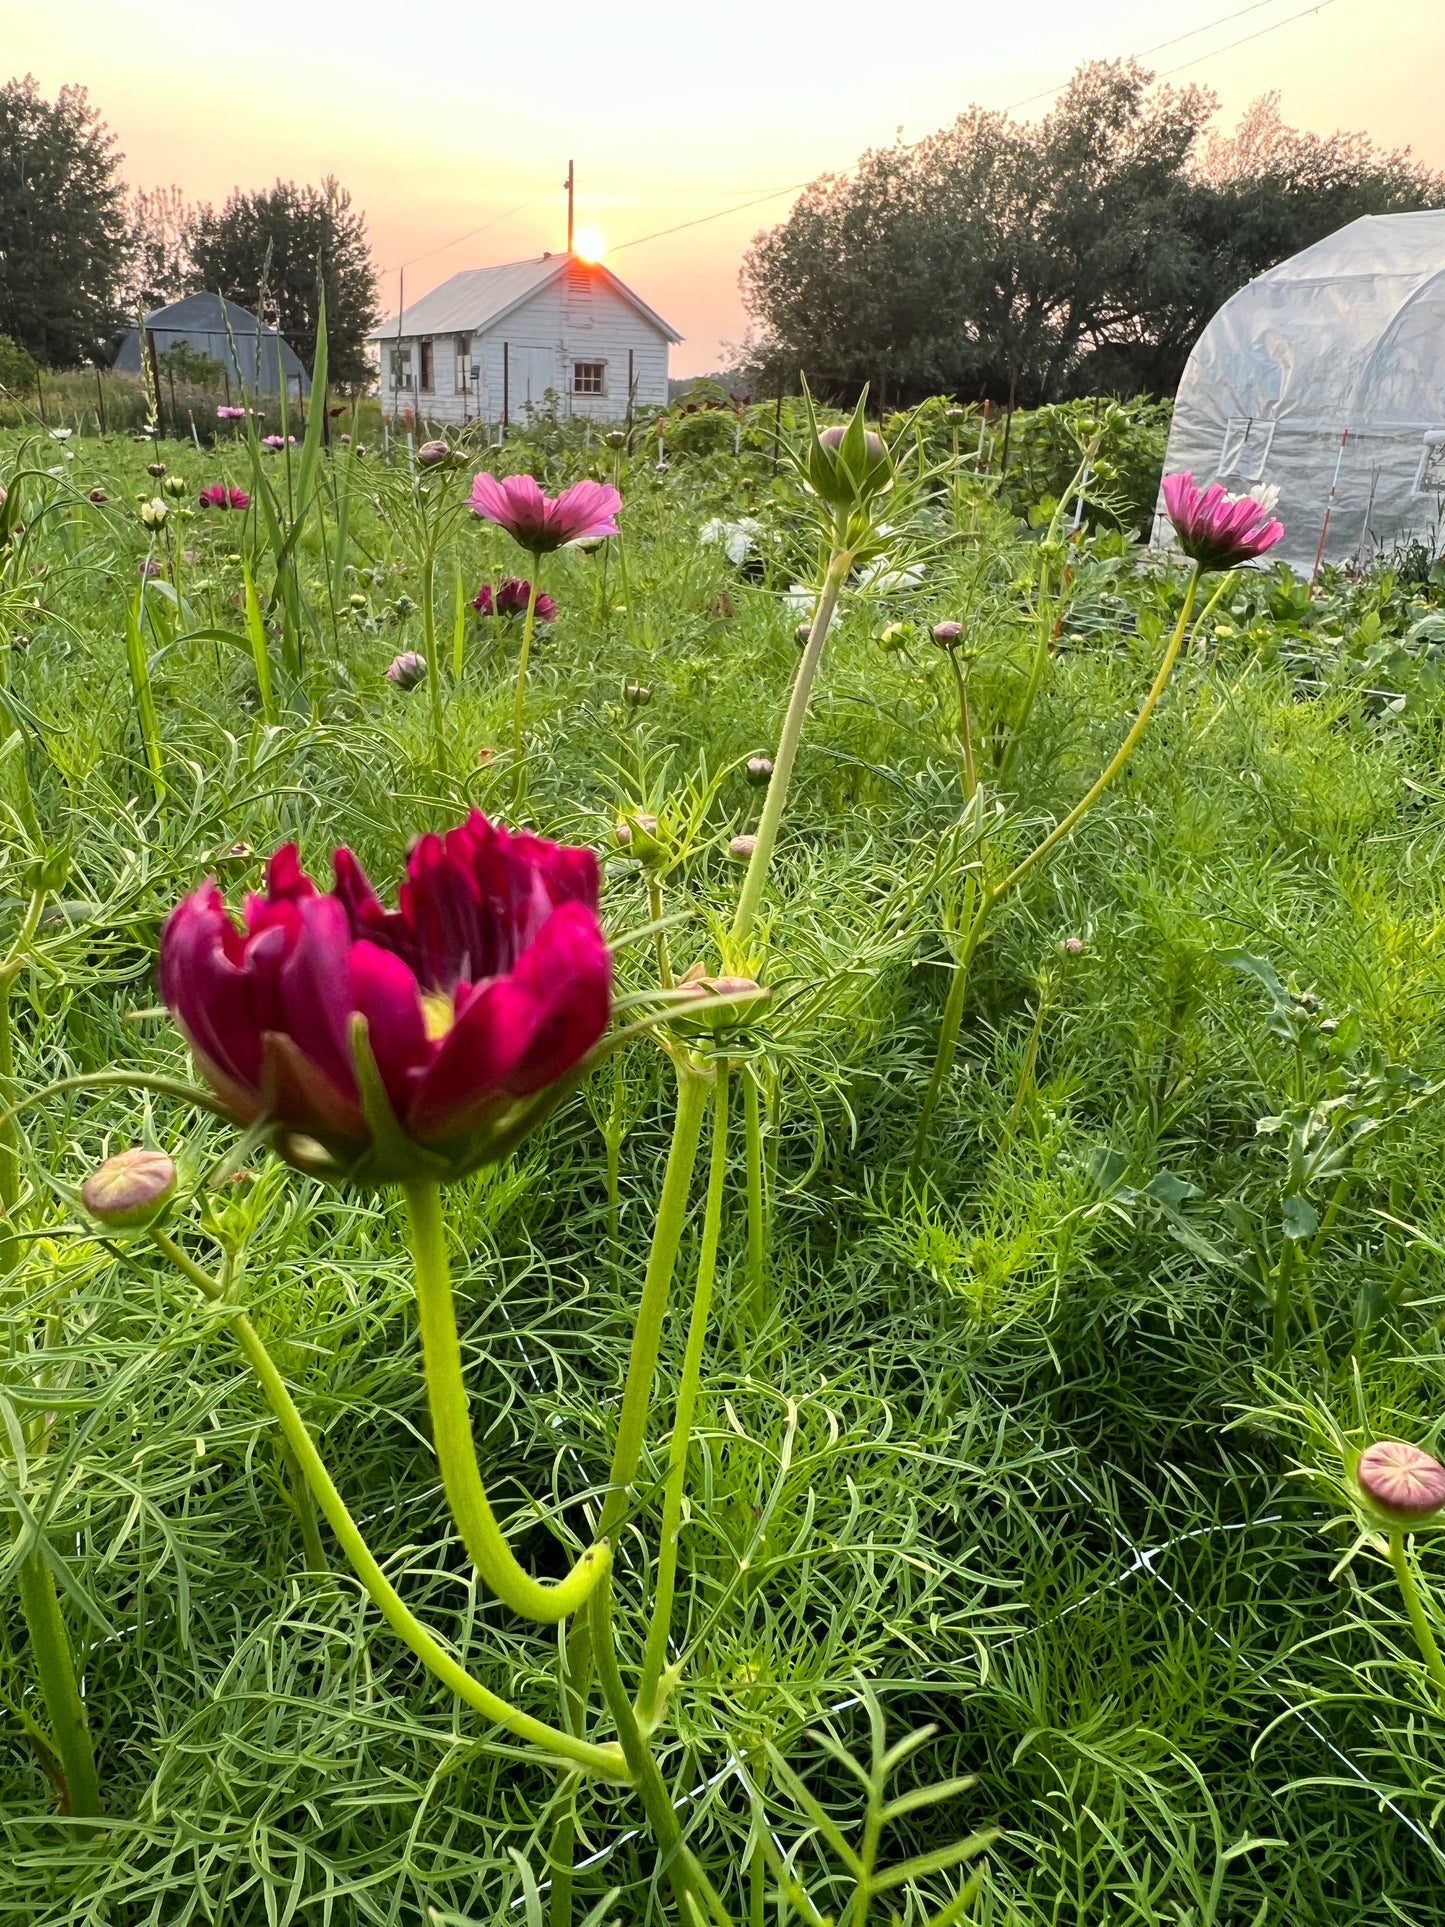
[1387,1528,1445,1701]
[600,1058,712,1538]
[147,1226,628,1782]
[729,518,850,957]
[637,1063,729,1726]
[511,572,541,806]
[14,1540,101,1819]
[402,1178,609,1624]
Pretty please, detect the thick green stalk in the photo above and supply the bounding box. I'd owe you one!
[908,876,982,1187]
[148,1227,627,1781]
[1387,1529,1445,1700]
[600,1058,712,1536]
[402,1178,609,1624]
[423,546,443,755]
[637,1063,730,1725]
[14,1540,101,1819]
[743,1067,766,1326]
[511,573,542,806]
[948,651,977,799]
[729,515,851,956]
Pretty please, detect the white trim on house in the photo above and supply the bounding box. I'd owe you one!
[371,254,679,426]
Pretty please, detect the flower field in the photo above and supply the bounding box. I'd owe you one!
[2,387,1445,1925]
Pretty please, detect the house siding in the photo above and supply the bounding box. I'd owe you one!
[377,261,670,426]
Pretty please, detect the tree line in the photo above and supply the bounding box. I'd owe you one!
[0,75,378,387]
[741,61,1445,407]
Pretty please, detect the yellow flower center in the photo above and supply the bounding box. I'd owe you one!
[420,990,455,1041]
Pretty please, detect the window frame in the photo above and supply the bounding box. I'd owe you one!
[389,346,414,391]
[1413,433,1445,497]
[455,334,472,392]
[572,359,607,398]
[418,338,435,394]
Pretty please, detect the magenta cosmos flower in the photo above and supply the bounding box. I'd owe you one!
[159,813,612,1183]
[1160,472,1284,572]
[473,578,557,622]
[199,484,250,510]
[468,473,621,554]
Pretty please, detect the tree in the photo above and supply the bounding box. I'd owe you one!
[190,178,379,387]
[741,64,1445,406]
[126,183,200,312]
[0,76,131,365]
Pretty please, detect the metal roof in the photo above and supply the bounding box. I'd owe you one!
[369,255,682,344]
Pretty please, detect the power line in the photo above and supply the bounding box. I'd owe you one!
[608,182,813,254]
[1005,0,1343,113]
[392,185,554,279]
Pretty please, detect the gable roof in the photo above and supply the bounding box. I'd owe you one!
[369,255,682,344]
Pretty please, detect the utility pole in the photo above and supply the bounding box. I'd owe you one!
[566,159,575,253]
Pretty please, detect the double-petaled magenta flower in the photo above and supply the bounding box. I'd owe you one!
[199,484,250,510]
[473,578,558,622]
[1160,472,1284,571]
[468,473,621,554]
[160,813,612,1183]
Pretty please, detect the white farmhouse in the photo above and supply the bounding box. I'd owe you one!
[370,254,680,427]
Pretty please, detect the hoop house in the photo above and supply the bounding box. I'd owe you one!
[1154,211,1445,573]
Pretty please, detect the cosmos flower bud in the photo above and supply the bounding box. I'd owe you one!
[675,967,766,1033]
[625,682,653,707]
[349,592,369,610]
[604,429,627,448]
[931,620,964,650]
[746,755,773,787]
[162,474,188,499]
[386,650,428,689]
[416,438,450,468]
[729,834,757,859]
[794,622,812,648]
[140,497,168,530]
[614,810,662,862]
[1355,1440,1445,1524]
[88,488,107,504]
[147,462,167,478]
[880,621,911,651]
[800,396,895,512]
[81,1147,177,1228]
[1062,936,1084,955]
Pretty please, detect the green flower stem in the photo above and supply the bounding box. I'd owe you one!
[743,1066,766,1326]
[401,1178,610,1625]
[637,1061,730,1727]
[148,1226,628,1783]
[729,514,851,958]
[511,572,542,807]
[910,566,1212,1180]
[589,1581,731,1927]
[423,546,442,753]
[0,890,48,1222]
[1387,1528,1445,1700]
[947,650,978,800]
[14,1536,101,1820]
[601,1057,712,1535]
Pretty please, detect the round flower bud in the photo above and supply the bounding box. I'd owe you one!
[88,488,108,504]
[746,755,773,787]
[147,462,167,478]
[140,497,168,530]
[818,424,886,465]
[1357,1440,1445,1522]
[386,650,428,690]
[604,429,627,448]
[931,620,964,650]
[624,682,653,707]
[678,971,765,1033]
[416,438,450,468]
[1062,936,1084,955]
[81,1147,177,1228]
[794,621,812,648]
[348,592,369,610]
[729,834,757,859]
[162,474,188,499]
[945,405,968,422]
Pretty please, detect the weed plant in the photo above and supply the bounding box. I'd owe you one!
[0,387,1442,1925]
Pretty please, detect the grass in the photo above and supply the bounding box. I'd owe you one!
[0,391,1443,1923]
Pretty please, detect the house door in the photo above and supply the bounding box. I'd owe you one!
[507,343,560,420]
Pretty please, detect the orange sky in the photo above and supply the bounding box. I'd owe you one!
[10,0,1443,373]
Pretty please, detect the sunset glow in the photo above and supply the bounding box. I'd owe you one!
[6,0,1440,373]
[571,228,607,265]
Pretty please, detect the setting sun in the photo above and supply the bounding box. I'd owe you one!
[571,226,606,263]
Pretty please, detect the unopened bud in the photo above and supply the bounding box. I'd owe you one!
[416,438,449,468]
[746,755,773,787]
[625,682,653,707]
[349,592,369,610]
[139,497,168,529]
[147,462,167,478]
[88,488,108,504]
[81,1147,176,1228]
[1062,936,1084,955]
[931,620,964,649]
[1356,1440,1445,1523]
[729,834,757,859]
[794,621,811,648]
[385,650,427,689]
[162,474,188,499]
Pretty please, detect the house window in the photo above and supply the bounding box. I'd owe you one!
[389,347,413,391]
[1413,433,1445,496]
[455,335,472,391]
[418,339,435,392]
[573,360,605,397]
[1219,416,1275,483]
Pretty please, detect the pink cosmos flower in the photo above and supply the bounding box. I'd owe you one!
[472,579,557,622]
[468,473,621,554]
[199,484,250,510]
[1160,472,1284,572]
[216,406,248,421]
[385,650,428,689]
[159,813,612,1183]
[261,434,295,451]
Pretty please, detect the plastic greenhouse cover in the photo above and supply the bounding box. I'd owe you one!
[1154,211,1445,574]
